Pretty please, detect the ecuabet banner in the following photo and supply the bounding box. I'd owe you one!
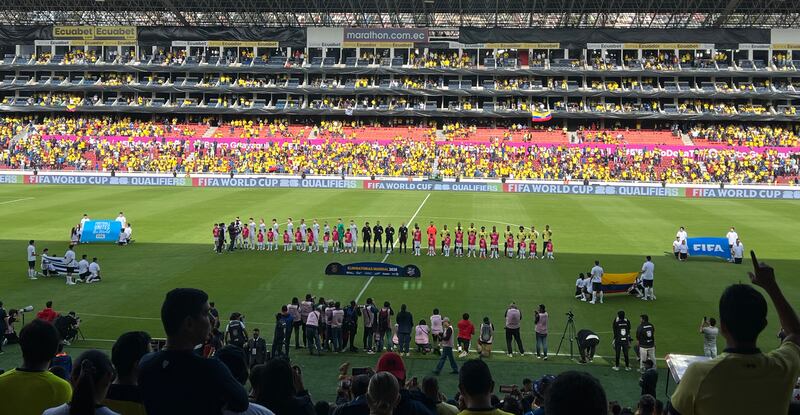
[687,237,731,260]
[80,220,122,243]
[602,272,639,293]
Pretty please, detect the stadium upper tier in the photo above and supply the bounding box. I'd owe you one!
[1,26,800,121]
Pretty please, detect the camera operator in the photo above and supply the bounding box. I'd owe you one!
[612,310,632,371]
[576,329,600,364]
[53,311,80,345]
[224,312,247,348]
[700,316,719,358]
[342,300,360,353]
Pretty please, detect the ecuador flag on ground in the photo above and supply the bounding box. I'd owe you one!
[602,272,639,294]
[531,110,552,122]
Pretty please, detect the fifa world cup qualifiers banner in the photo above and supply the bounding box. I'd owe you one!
[687,237,731,260]
[325,262,422,278]
[194,177,360,189]
[503,183,680,197]
[363,180,500,193]
[80,220,122,243]
[23,175,190,186]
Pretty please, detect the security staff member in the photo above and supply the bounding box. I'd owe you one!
[216,222,226,253]
[612,310,632,371]
[361,222,372,253]
[372,221,384,253]
[384,224,395,254]
[398,223,408,253]
[227,222,237,252]
[246,328,267,368]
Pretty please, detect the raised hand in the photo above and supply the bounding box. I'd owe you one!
[748,250,776,290]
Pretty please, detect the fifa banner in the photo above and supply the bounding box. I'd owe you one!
[687,237,731,260]
[41,254,70,275]
[325,262,421,278]
[602,272,639,294]
[80,220,122,243]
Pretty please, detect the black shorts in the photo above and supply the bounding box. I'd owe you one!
[643,279,654,288]
[674,252,679,259]
[680,252,688,260]
[592,282,603,292]
[28,260,35,268]
[734,257,742,264]
[66,267,75,274]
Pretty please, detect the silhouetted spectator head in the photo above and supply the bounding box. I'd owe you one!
[719,284,767,344]
[111,331,152,383]
[351,374,370,398]
[251,359,303,414]
[422,376,442,402]
[70,350,115,415]
[367,371,400,415]
[160,288,211,345]
[20,319,60,368]
[545,371,607,415]
[215,345,249,385]
[458,359,495,407]
[375,352,406,384]
[637,394,656,415]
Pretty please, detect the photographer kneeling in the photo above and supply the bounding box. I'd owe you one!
[576,329,600,364]
[54,312,80,345]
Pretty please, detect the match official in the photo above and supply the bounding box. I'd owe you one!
[398,223,408,253]
[361,222,372,253]
[372,221,384,253]
[385,223,395,254]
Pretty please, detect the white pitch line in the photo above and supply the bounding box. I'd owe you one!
[0,197,34,205]
[354,192,431,303]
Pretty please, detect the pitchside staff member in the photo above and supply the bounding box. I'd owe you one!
[637,314,656,371]
[398,223,408,253]
[612,310,632,371]
[372,221,384,253]
[577,329,600,364]
[361,222,372,253]
[385,224,395,254]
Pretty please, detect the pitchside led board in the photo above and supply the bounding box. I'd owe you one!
[80,220,122,243]
[687,237,732,260]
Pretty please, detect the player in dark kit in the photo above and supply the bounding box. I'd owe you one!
[384,224,395,254]
[361,222,372,253]
[372,221,384,253]
[398,223,408,253]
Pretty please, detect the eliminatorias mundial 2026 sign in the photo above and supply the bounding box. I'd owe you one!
[325,262,421,278]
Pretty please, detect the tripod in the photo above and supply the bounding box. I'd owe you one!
[555,314,577,359]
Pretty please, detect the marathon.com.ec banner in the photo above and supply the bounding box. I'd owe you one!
[687,237,731,260]
[325,262,421,278]
[3,173,800,200]
[80,220,122,243]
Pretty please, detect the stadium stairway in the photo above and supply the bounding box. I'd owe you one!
[681,132,695,146]
[202,126,217,138]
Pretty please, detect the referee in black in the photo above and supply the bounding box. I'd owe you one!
[398,223,408,253]
[385,223,395,254]
[372,221,384,253]
[361,222,372,253]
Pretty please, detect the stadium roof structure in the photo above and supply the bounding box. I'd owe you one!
[1,0,799,29]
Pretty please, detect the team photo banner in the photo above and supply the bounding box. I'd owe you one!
[687,237,731,260]
[325,262,421,278]
[80,220,122,243]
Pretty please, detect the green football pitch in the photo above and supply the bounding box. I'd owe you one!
[1,184,798,405]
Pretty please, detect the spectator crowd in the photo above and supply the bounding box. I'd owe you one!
[0,254,798,415]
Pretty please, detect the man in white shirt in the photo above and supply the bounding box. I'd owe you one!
[672,237,681,260]
[26,240,38,279]
[77,254,90,281]
[79,214,90,234]
[313,219,322,252]
[732,239,745,264]
[87,257,101,283]
[430,309,443,354]
[63,247,77,285]
[639,256,656,301]
[590,260,604,304]
[248,218,256,250]
[118,229,128,246]
[679,239,689,261]
[575,274,586,300]
[726,227,739,262]
[676,226,688,243]
[116,212,127,228]
[124,224,132,243]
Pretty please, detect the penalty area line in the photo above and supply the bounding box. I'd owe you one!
[0,197,34,205]
[354,192,431,303]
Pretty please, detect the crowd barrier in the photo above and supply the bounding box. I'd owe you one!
[1,170,799,200]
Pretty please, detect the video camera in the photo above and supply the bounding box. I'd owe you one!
[565,310,575,319]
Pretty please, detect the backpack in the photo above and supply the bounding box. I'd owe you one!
[227,321,246,347]
[480,323,493,343]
